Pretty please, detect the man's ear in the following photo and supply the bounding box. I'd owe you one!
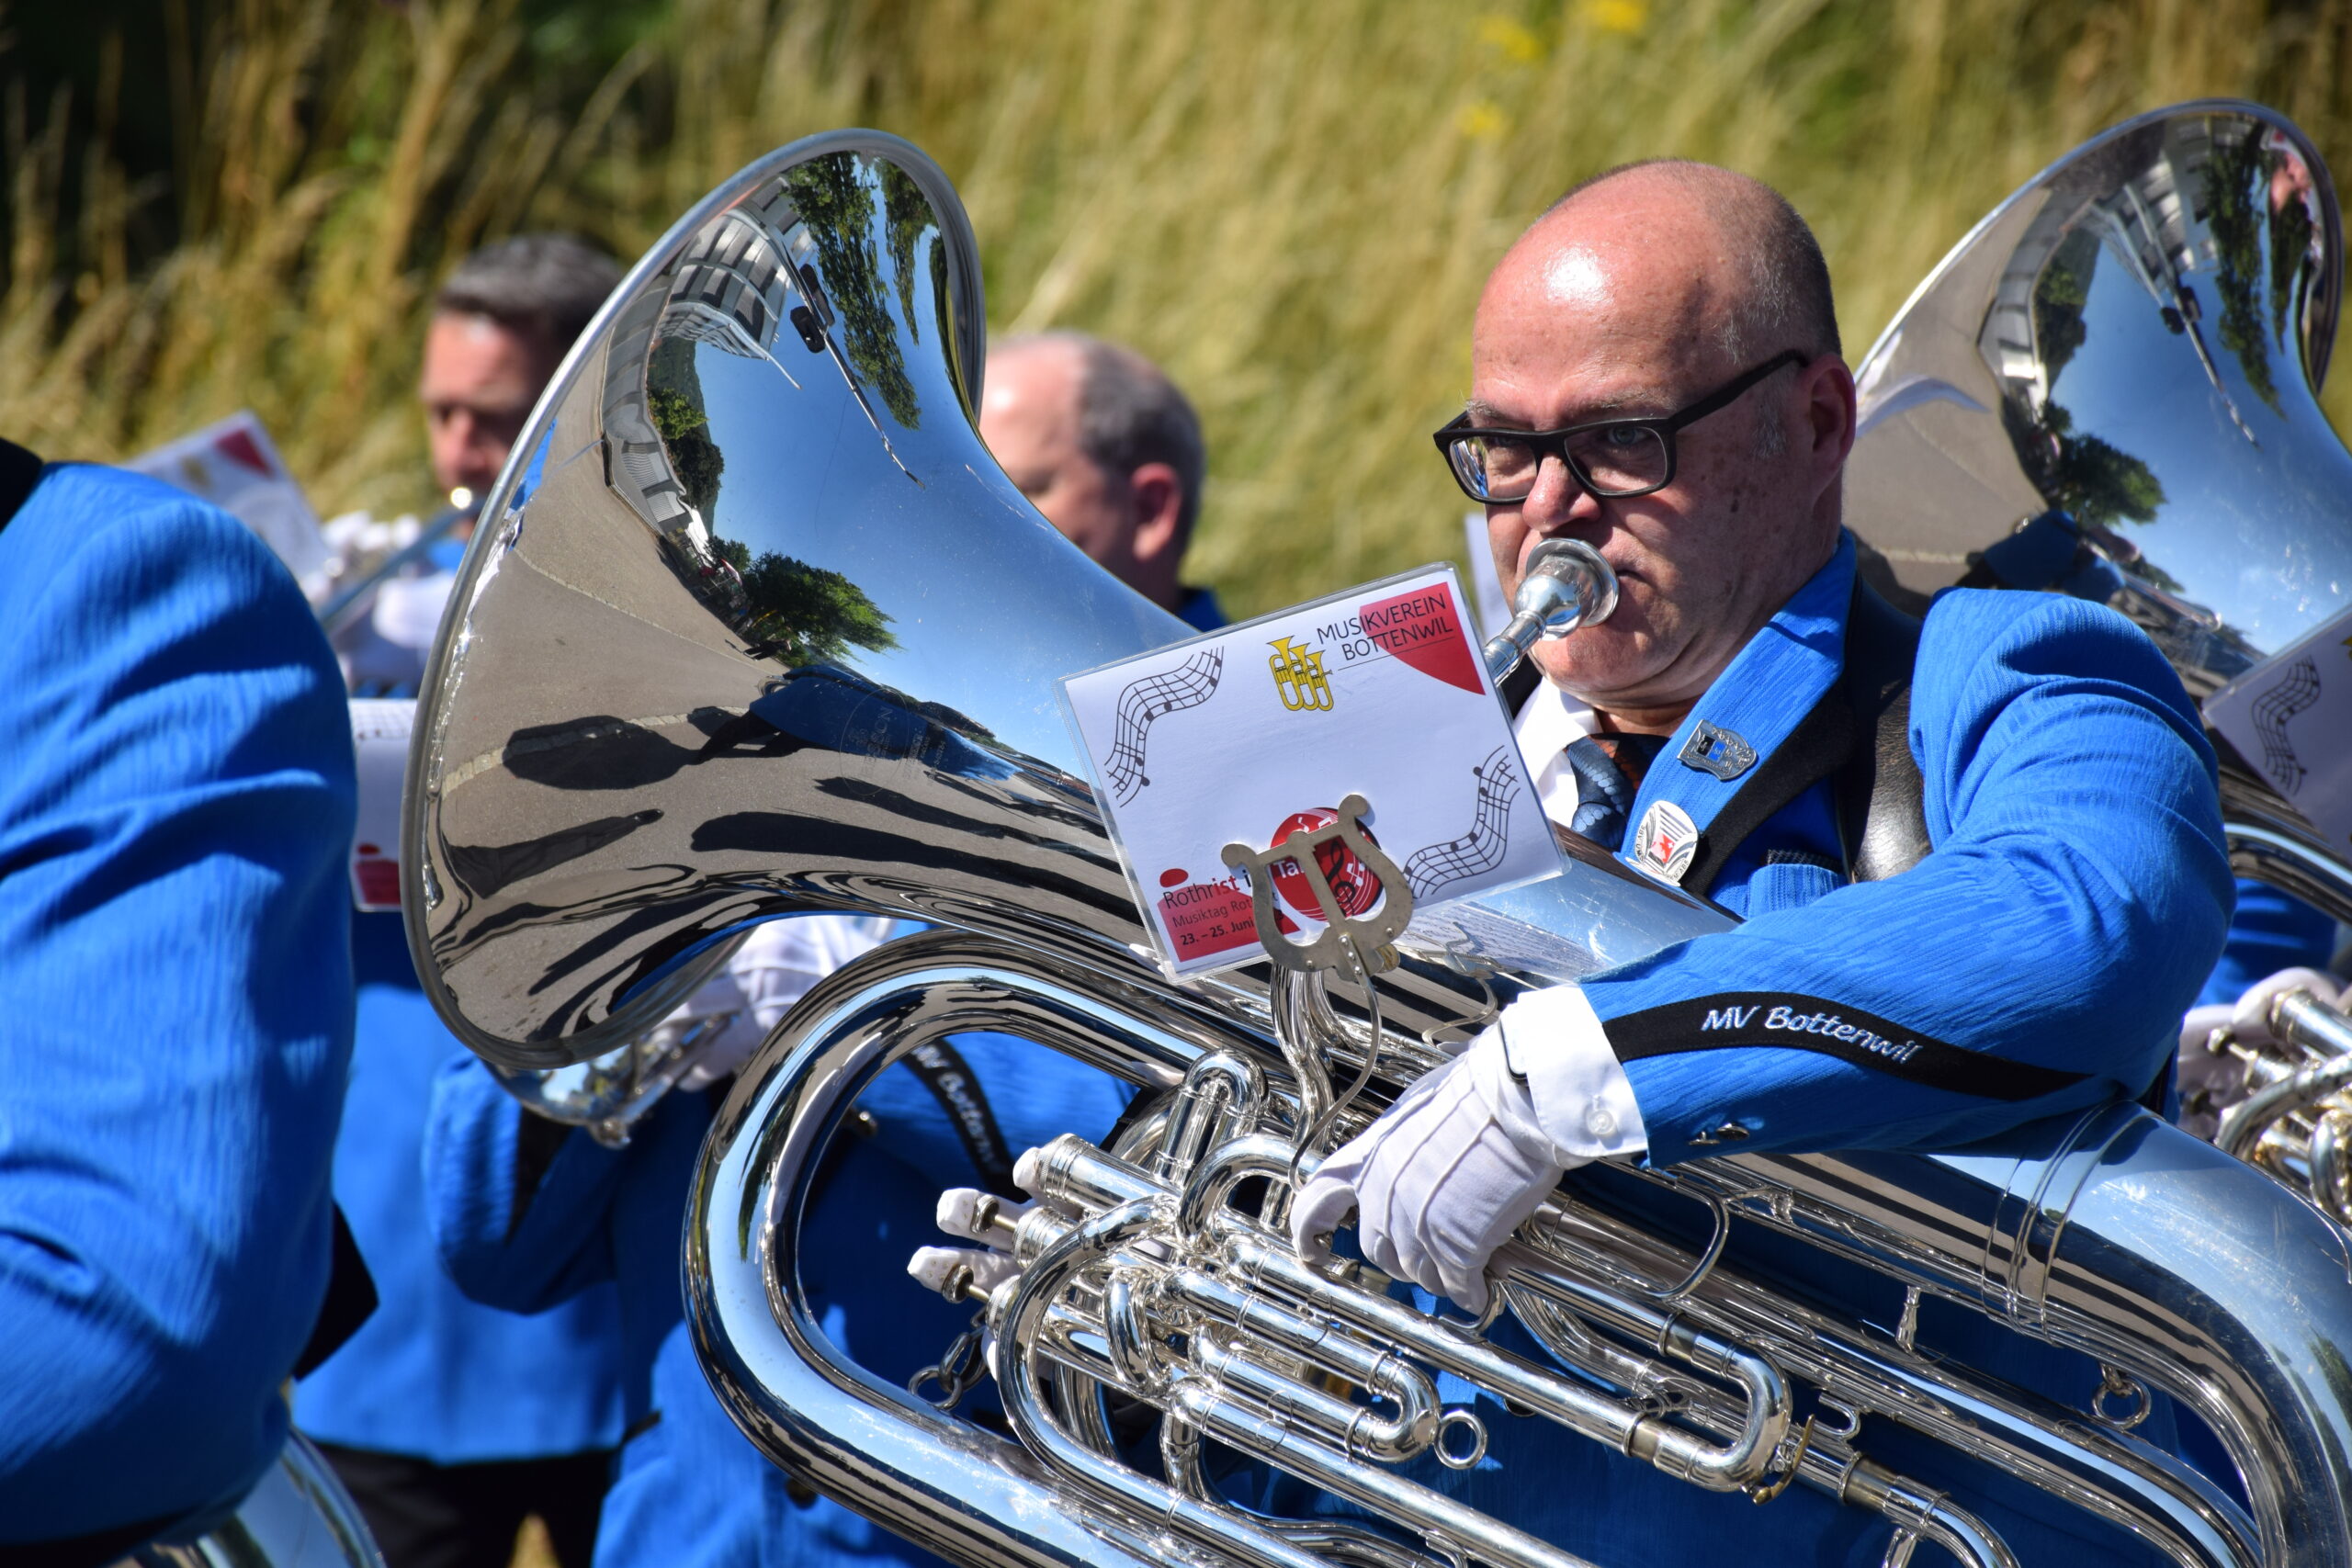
[1127,461,1186,566]
[1804,355,1858,474]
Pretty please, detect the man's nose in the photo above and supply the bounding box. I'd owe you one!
[1521,452,1602,529]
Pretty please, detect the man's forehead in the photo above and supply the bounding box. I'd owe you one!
[1469,202,1726,421]
[419,312,548,398]
[984,342,1084,418]
[1470,280,1691,423]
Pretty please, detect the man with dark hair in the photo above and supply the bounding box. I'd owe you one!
[1284,160,2230,1566]
[297,234,629,1568]
[334,234,624,696]
[980,332,1222,630]
[423,235,623,504]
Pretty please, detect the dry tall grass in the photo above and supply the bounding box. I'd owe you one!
[6,0,2351,613]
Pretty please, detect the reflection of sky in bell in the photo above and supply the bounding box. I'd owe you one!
[685,166,1183,769]
[2051,209,2352,652]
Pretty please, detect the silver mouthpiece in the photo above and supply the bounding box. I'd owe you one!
[1479,537,1618,682]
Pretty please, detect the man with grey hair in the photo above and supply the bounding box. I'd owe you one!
[980,331,1222,630]
[1282,159,2228,1566]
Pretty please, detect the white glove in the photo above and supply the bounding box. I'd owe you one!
[1289,1030,1563,1314]
[2177,967,2342,1064]
[672,916,902,1091]
[2229,966,2341,1046]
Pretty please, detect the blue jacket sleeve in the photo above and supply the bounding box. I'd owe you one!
[424,1054,625,1314]
[0,467,356,1543]
[1580,591,2232,1166]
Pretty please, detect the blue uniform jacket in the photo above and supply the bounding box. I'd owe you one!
[294,910,627,1462]
[0,464,356,1546]
[1578,535,2233,1164]
[425,1015,1131,1568]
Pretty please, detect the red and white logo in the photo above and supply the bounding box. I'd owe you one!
[1632,799,1699,884]
[1267,807,1384,920]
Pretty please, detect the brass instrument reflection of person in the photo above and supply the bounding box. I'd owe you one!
[293,236,637,1568]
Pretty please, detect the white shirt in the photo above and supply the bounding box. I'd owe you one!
[1510,678,1598,831]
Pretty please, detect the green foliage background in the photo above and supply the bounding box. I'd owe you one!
[5,0,2352,615]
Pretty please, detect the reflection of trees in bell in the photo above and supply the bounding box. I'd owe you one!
[647,336,725,519]
[881,161,932,343]
[2201,133,2281,414]
[785,154,921,429]
[2032,227,2098,389]
[729,549,899,665]
[2004,395,2165,531]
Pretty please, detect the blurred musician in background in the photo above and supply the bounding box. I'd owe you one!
[0,441,357,1562]
[981,331,1225,630]
[295,235,631,1568]
[331,235,623,696]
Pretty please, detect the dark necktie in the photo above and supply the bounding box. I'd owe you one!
[1562,732,1667,850]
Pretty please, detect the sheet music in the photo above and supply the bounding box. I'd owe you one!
[1060,564,1561,976]
[2207,606,2352,856]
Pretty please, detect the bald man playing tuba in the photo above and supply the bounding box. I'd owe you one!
[1286,161,2231,1568]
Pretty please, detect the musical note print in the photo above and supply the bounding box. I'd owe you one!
[1104,647,1225,804]
[1404,746,1521,899]
[2253,656,2321,795]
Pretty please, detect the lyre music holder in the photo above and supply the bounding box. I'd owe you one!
[1220,793,1414,976]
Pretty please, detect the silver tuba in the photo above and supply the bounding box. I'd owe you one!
[405,126,2352,1567]
[1846,99,2352,1196]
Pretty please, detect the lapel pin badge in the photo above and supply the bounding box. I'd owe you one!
[1632,799,1701,884]
[1678,720,1757,782]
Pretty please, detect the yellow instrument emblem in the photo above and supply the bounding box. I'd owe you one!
[1268,637,1334,711]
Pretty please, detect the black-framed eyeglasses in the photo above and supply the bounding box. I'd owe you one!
[1432,349,1808,503]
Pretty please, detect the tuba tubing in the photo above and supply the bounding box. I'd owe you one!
[688,930,2352,1568]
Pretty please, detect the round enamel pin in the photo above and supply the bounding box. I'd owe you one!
[1632,799,1700,884]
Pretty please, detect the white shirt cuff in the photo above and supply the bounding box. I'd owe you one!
[1498,985,1647,1163]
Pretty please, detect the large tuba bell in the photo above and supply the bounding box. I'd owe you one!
[1847,99,2352,1202]
[407,126,2352,1568]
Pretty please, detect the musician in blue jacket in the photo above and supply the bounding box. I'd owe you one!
[1289,161,2231,1568]
[0,448,356,1559]
[424,916,1133,1568]
[297,235,635,1568]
